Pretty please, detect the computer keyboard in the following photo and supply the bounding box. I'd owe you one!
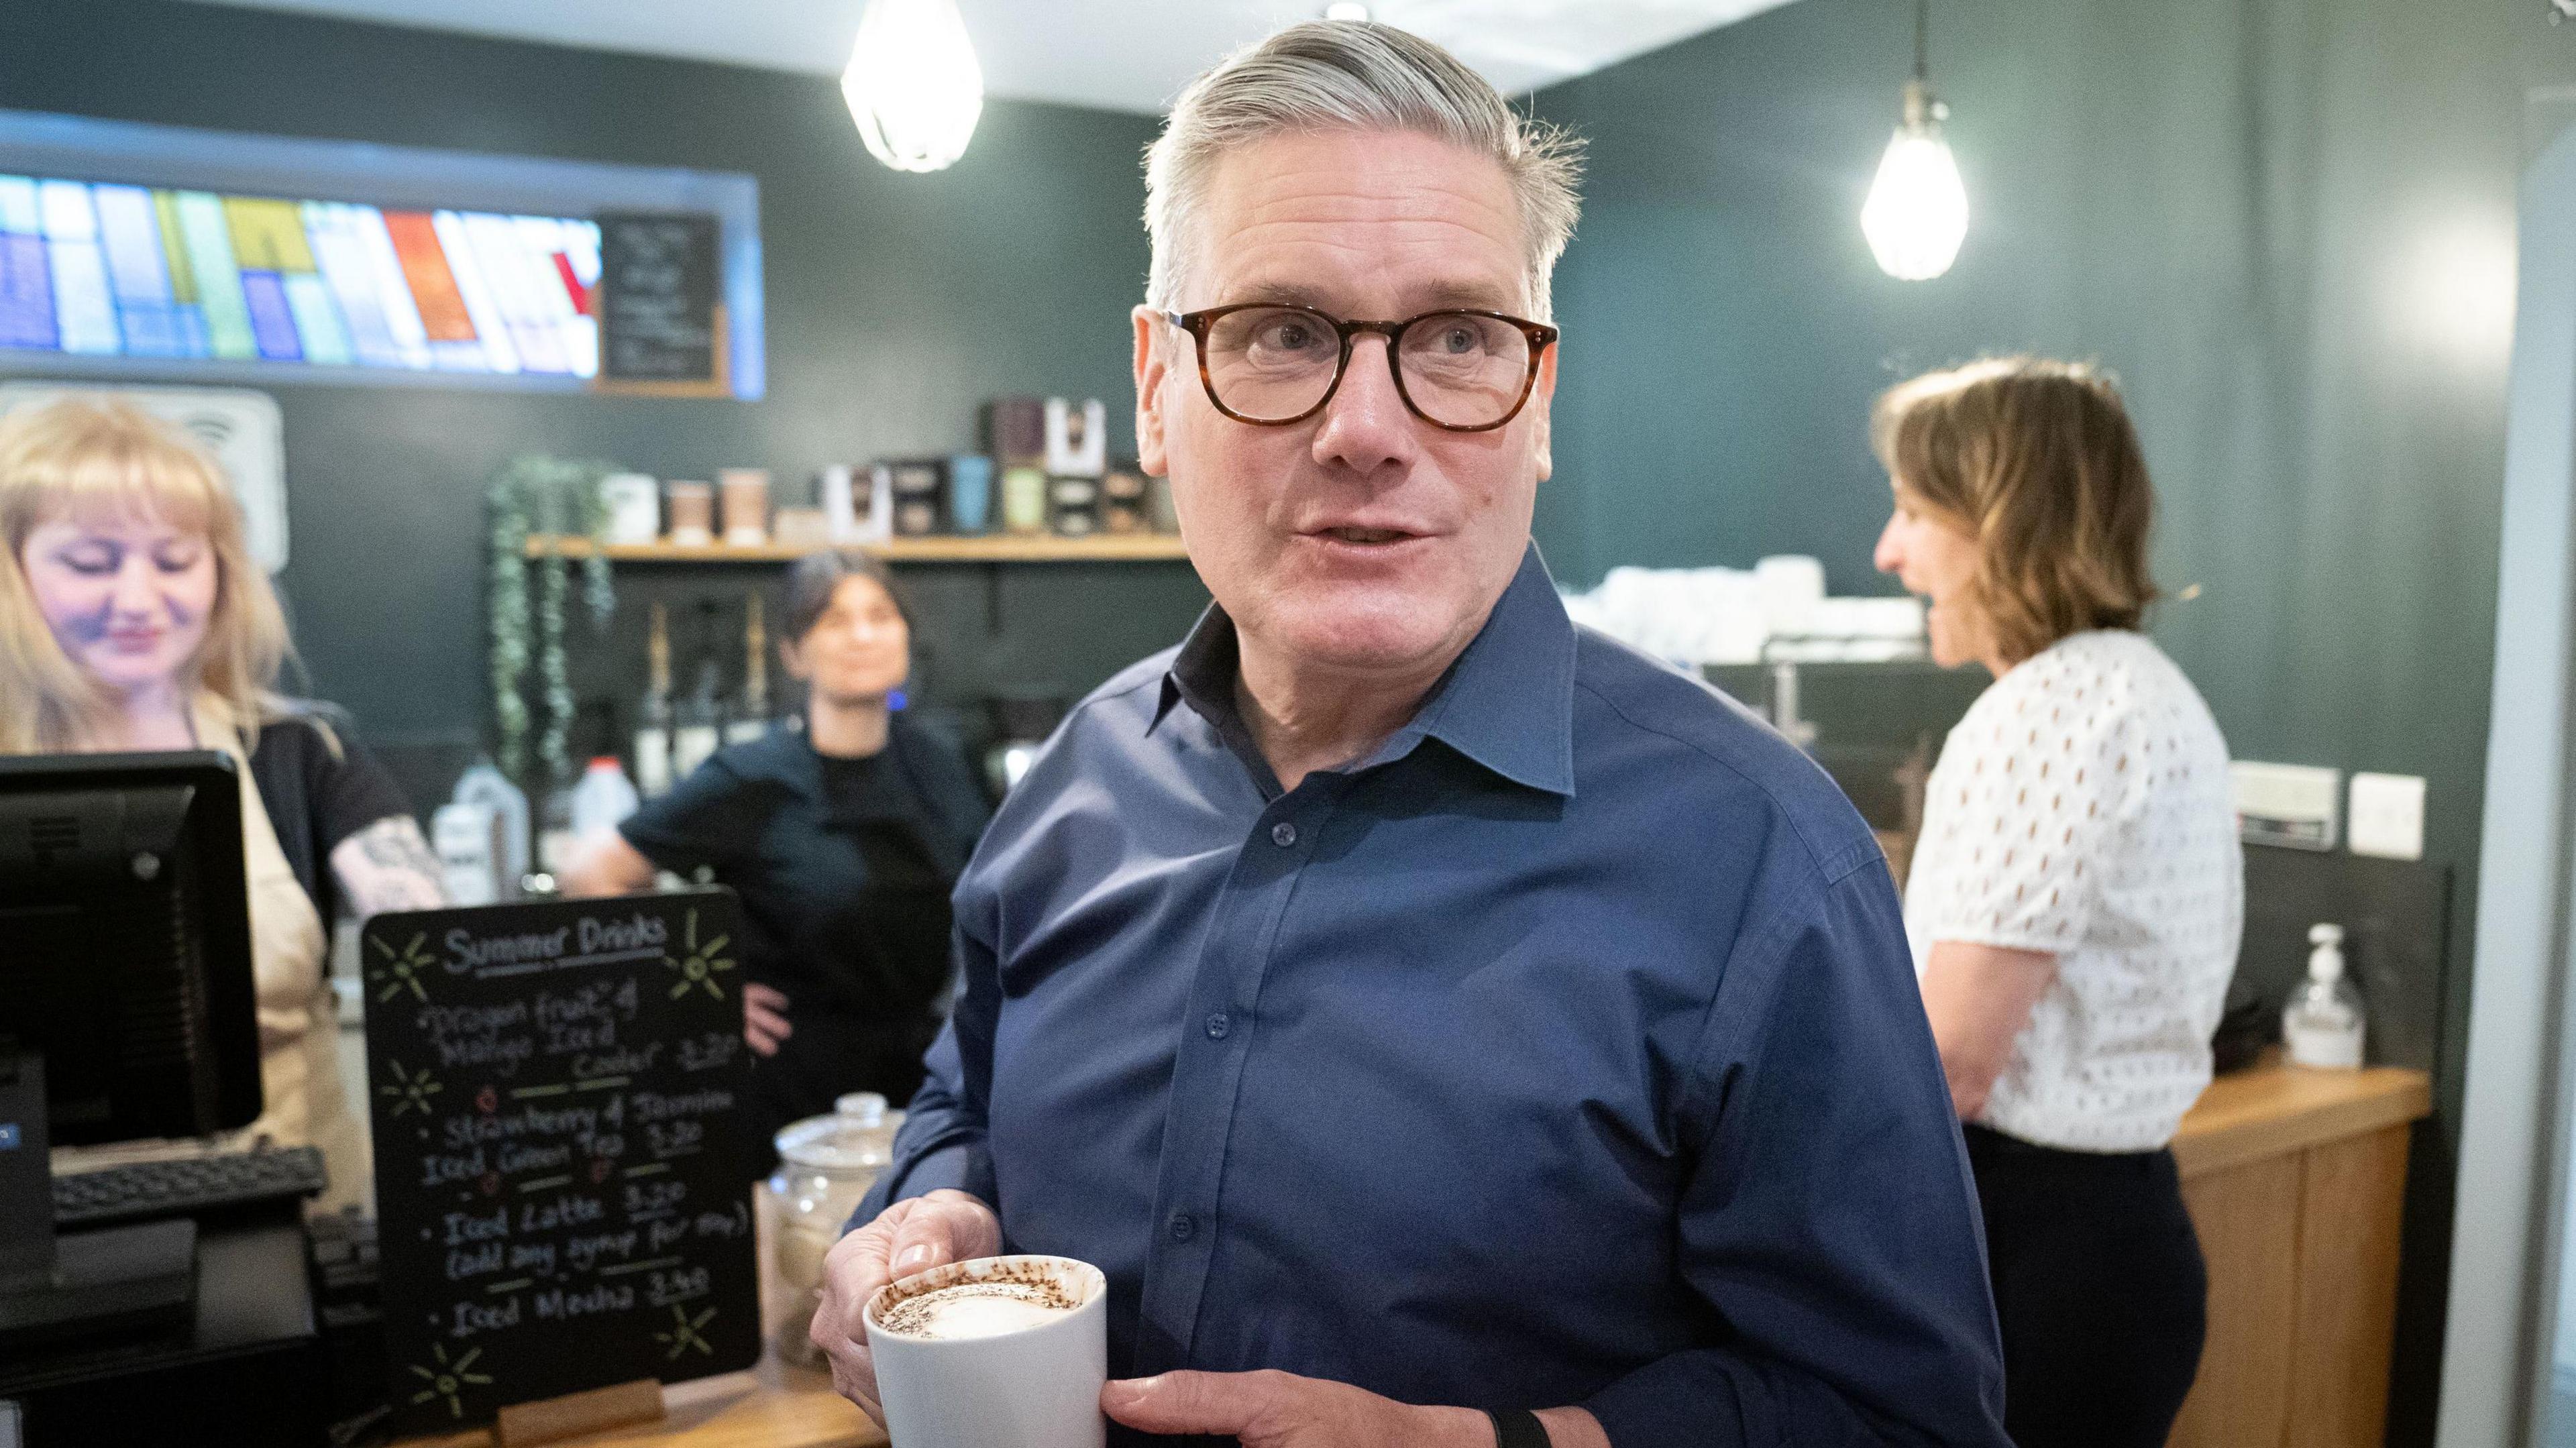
[52,1146,329,1228]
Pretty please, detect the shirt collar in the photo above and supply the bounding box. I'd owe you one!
[1150,542,1577,799]
[1152,601,1273,787]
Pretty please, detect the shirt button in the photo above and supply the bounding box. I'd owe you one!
[1168,1213,1197,1242]
[1271,822,1298,848]
[1205,1012,1231,1040]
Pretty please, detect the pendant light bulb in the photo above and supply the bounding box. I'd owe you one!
[1862,0,1968,282]
[842,0,985,174]
[1861,79,1967,280]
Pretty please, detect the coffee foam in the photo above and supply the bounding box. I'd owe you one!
[871,1256,1085,1341]
[878,1280,1076,1339]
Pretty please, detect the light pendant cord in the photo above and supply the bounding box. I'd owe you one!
[1863,0,1968,278]
[1903,0,1941,129]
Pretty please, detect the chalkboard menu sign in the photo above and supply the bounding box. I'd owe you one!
[596,211,720,385]
[361,891,760,1435]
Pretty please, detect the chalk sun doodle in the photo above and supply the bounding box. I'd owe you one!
[378,1058,443,1118]
[662,909,736,1002]
[407,1343,494,1419]
[369,930,438,1004]
[654,1304,718,1361]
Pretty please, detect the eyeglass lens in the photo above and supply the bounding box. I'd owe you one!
[1201,308,1534,429]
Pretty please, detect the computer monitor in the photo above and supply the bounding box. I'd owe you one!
[0,750,263,1344]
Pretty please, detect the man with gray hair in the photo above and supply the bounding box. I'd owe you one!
[814,21,2007,1447]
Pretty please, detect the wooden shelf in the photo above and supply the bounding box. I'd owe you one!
[875,533,1189,563]
[523,534,1190,564]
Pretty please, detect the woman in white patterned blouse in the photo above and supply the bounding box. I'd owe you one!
[1872,357,2242,1448]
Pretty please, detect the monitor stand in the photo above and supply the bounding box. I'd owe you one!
[0,1049,197,1349]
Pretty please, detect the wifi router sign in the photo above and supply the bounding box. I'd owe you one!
[0,383,286,573]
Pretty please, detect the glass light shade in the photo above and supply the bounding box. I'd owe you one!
[1860,84,1968,280]
[841,0,985,174]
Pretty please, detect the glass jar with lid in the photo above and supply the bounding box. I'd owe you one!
[767,1091,902,1366]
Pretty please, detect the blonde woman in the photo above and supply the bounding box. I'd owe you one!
[1,396,441,1211]
[1874,358,2241,1448]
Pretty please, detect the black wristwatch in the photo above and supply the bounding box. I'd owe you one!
[1485,1408,1550,1448]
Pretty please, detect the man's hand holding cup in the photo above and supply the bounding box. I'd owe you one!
[809,1188,1002,1423]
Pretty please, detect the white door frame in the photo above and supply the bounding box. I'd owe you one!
[2441,94,2576,1448]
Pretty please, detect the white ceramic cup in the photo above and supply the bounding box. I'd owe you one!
[864,1254,1108,1448]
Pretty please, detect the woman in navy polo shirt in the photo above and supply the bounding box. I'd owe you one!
[566,552,989,1170]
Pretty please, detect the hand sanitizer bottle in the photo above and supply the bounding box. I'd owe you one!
[2284,922,2365,1069]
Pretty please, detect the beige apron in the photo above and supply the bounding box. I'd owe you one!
[196,695,372,1214]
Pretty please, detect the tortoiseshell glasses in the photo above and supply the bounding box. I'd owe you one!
[1163,303,1558,433]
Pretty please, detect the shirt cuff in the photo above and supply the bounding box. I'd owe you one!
[1922,921,2082,956]
[1580,1350,1748,1448]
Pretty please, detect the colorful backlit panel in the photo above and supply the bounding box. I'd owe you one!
[0,176,602,378]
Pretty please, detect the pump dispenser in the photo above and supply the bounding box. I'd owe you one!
[2283,922,2365,1069]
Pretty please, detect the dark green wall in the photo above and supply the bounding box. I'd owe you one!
[1529,1,2567,1434]
[1531,0,2560,962]
[0,0,1209,789]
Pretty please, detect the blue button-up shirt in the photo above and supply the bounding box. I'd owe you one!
[862,547,2007,1447]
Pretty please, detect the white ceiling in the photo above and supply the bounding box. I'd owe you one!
[180,0,1799,113]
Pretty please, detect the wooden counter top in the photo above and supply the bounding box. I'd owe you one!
[399,1358,883,1448]
[2171,1054,2432,1180]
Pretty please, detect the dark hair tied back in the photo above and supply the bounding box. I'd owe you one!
[782,549,910,646]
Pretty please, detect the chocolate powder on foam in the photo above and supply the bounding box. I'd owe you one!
[878,1266,1077,1337]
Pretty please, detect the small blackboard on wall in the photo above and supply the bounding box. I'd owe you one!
[361,891,759,1435]
[595,211,724,392]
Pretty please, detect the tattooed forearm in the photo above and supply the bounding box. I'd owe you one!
[331,815,446,920]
